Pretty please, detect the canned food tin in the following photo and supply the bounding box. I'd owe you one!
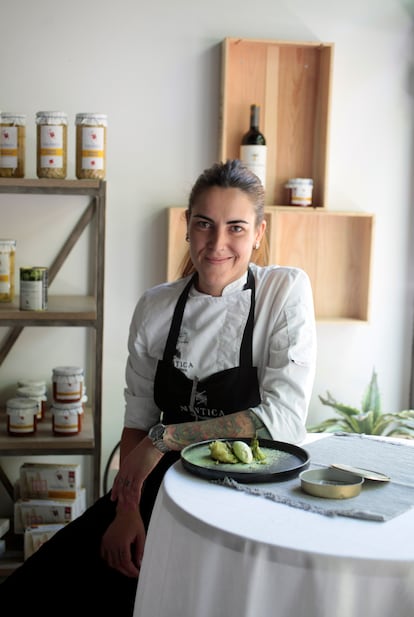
[75,113,107,179]
[20,267,48,311]
[52,366,84,403]
[36,111,68,179]
[6,397,38,435]
[0,240,16,302]
[16,385,47,421]
[0,113,26,178]
[51,401,83,435]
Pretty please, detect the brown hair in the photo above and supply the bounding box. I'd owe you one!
[180,159,269,277]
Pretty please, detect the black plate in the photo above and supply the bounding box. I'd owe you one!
[181,438,310,483]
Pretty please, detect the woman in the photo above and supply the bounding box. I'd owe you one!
[0,159,316,615]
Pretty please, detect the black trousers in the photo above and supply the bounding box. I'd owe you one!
[0,451,180,616]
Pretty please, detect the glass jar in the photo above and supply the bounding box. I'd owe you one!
[36,111,68,179]
[7,397,38,435]
[51,401,83,435]
[285,178,313,206]
[0,239,16,302]
[16,384,47,421]
[52,366,84,403]
[0,113,26,178]
[75,113,107,179]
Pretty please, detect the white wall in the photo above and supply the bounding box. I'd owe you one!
[1,0,413,491]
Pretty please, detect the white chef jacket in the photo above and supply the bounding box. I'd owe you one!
[124,262,316,444]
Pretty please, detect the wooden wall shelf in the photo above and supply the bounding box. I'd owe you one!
[166,206,374,322]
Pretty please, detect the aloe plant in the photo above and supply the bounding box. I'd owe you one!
[307,369,414,439]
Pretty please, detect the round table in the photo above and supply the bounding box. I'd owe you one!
[133,437,414,617]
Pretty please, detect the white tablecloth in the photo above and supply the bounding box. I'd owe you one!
[133,435,414,617]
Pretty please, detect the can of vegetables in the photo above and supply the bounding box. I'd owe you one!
[20,267,48,311]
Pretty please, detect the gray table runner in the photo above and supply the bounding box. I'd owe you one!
[215,433,414,521]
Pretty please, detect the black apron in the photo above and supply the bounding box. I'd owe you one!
[139,268,261,527]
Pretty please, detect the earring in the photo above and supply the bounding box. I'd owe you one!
[254,241,260,250]
[185,233,189,242]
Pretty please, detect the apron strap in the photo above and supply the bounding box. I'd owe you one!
[162,269,255,367]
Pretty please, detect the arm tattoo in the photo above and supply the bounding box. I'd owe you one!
[166,410,256,451]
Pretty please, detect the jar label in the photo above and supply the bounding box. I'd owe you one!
[8,411,36,433]
[0,126,18,167]
[53,410,80,433]
[80,126,105,170]
[0,253,11,294]
[39,125,64,168]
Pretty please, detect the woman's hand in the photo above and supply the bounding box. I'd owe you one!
[111,436,163,509]
[100,508,146,578]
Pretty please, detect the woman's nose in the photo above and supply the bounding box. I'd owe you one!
[208,227,226,249]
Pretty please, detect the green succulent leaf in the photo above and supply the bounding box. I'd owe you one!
[308,368,414,440]
[361,369,381,420]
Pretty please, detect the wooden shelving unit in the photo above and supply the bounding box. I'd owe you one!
[189,36,375,322]
[0,178,105,577]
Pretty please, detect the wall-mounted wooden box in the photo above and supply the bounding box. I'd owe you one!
[219,37,334,207]
[166,207,374,322]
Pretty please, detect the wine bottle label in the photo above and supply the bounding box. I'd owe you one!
[240,145,267,188]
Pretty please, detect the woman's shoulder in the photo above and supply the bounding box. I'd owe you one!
[144,275,190,299]
[250,262,310,285]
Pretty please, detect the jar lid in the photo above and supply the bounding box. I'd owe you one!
[52,366,84,376]
[17,386,47,399]
[0,239,16,249]
[0,113,26,126]
[6,397,38,412]
[75,113,107,126]
[36,111,68,125]
[51,401,83,413]
[18,379,46,389]
[285,178,313,187]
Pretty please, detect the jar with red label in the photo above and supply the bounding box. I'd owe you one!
[6,397,38,435]
[51,401,83,435]
[52,366,84,403]
[16,384,47,421]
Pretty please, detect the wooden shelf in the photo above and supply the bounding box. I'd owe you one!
[0,410,94,455]
[0,295,97,325]
[166,206,374,322]
[219,37,334,207]
[0,178,101,195]
[0,179,105,508]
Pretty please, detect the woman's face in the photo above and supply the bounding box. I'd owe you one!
[186,186,266,296]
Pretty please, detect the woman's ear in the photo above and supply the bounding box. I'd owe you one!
[255,219,267,245]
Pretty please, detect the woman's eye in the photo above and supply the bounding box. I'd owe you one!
[231,225,244,233]
[196,221,211,229]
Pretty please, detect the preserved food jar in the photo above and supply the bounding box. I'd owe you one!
[52,366,84,403]
[51,401,83,435]
[0,239,16,302]
[16,384,47,421]
[75,113,107,179]
[36,111,68,179]
[285,178,313,206]
[0,113,26,178]
[7,397,38,435]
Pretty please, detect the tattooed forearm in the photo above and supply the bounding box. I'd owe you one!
[164,410,256,451]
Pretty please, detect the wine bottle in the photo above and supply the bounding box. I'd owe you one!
[240,104,267,189]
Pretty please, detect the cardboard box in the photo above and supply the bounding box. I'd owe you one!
[19,463,82,499]
[24,524,66,560]
[14,488,86,534]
